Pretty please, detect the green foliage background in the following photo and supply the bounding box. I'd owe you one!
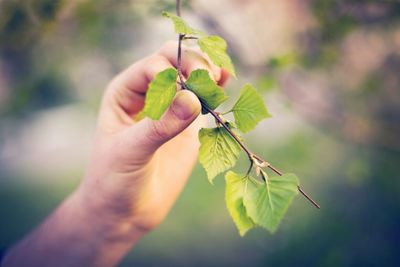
[1,0,400,266]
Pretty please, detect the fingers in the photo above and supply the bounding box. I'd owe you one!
[108,55,175,115]
[218,68,231,87]
[106,41,230,117]
[123,90,201,159]
[157,41,222,81]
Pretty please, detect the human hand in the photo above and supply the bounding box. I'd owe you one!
[77,41,229,238]
[2,41,230,267]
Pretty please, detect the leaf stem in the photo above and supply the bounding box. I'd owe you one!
[298,186,321,209]
[206,105,254,159]
[174,0,319,209]
[177,33,185,83]
[183,36,198,40]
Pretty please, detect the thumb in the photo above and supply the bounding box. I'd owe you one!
[127,90,201,158]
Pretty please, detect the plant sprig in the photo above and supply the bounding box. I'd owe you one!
[139,0,320,236]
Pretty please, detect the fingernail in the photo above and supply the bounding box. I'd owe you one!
[171,91,200,120]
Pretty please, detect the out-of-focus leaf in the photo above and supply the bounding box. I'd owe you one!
[198,35,236,77]
[162,11,204,35]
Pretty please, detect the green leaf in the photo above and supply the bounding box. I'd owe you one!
[186,69,228,113]
[198,35,236,77]
[267,52,298,69]
[198,126,241,183]
[243,173,299,233]
[231,84,271,133]
[139,68,177,120]
[225,171,255,236]
[162,11,204,35]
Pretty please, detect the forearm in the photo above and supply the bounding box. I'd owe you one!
[2,188,145,267]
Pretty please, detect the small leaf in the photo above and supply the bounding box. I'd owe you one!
[139,68,177,120]
[231,84,271,133]
[267,52,298,69]
[162,11,204,35]
[243,173,299,233]
[198,35,236,77]
[186,69,228,113]
[198,126,241,182]
[225,171,255,236]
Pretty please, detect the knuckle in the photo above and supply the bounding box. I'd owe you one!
[144,54,172,81]
[132,213,165,233]
[102,81,119,104]
[183,50,222,81]
[146,53,166,65]
[106,72,122,90]
[148,121,170,143]
[159,40,178,53]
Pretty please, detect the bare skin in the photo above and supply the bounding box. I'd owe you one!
[2,41,229,267]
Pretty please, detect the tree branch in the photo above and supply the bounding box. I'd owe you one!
[175,0,320,209]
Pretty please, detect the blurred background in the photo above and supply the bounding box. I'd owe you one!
[1,0,400,266]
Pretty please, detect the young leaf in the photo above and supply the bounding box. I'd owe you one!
[243,173,299,233]
[186,69,228,113]
[162,11,204,35]
[225,171,255,236]
[139,68,178,120]
[198,35,236,77]
[231,84,271,133]
[198,126,241,183]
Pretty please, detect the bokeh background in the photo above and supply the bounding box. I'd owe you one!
[1,0,400,266]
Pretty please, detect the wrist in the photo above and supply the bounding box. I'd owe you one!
[72,185,148,246]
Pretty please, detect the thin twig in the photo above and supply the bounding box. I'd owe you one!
[298,186,321,209]
[205,104,254,159]
[177,33,185,83]
[176,0,181,16]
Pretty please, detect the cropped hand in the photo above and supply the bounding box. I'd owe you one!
[2,41,229,267]
[79,41,229,237]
